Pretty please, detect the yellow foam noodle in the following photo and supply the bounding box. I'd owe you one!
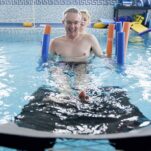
[130,22,148,33]
[93,22,106,28]
[23,22,33,27]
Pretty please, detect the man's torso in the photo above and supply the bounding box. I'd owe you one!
[53,34,92,59]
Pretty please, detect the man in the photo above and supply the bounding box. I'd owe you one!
[50,8,102,62]
[49,8,103,102]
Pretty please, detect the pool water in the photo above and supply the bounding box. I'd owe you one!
[0,28,151,151]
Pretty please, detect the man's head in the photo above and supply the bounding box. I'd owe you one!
[62,8,82,39]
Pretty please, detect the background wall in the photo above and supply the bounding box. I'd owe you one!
[0,0,117,23]
[0,0,150,24]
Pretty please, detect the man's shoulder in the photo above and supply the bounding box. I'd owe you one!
[81,33,94,38]
[81,33,96,41]
[52,36,65,43]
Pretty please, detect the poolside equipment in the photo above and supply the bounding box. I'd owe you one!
[106,22,130,66]
[118,0,133,6]
[106,24,115,57]
[130,22,151,35]
[136,0,144,6]
[93,22,106,28]
[123,22,130,55]
[130,14,151,35]
[149,19,151,28]
[41,24,51,63]
[98,18,115,24]
[144,0,151,6]
[117,32,125,65]
[118,16,133,22]
[133,14,144,24]
[23,22,33,27]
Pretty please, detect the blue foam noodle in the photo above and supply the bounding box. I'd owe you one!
[117,32,125,66]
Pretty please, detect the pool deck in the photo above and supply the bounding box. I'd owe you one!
[0,22,94,28]
[0,22,62,28]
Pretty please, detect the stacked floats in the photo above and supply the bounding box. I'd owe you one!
[41,24,51,63]
[106,22,130,66]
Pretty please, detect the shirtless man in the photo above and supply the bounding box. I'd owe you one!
[50,8,102,62]
[49,8,103,102]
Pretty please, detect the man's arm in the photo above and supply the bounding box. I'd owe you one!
[88,34,102,57]
[49,39,56,54]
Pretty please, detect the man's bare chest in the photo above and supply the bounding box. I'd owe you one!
[56,40,91,57]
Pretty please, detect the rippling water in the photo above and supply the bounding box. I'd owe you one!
[0,29,151,151]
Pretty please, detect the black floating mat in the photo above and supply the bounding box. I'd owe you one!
[15,86,150,134]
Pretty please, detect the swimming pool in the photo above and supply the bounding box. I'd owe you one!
[0,27,151,151]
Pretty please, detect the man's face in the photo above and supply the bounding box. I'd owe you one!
[63,12,81,38]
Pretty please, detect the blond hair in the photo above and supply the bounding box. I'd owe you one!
[80,10,91,21]
[80,10,90,18]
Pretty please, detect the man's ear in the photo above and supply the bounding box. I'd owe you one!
[62,19,64,24]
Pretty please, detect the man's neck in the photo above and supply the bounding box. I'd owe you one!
[66,33,80,40]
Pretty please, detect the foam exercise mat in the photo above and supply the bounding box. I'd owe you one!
[15,86,150,134]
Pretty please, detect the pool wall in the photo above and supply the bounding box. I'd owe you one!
[0,0,151,27]
[0,0,116,23]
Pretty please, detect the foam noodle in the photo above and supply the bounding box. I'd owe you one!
[117,32,125,65]
[115,22,122,56]
[23,22,33,27]
[106,24,115,57]
[123,22,130,55]
[44,24,51,34]
[41,24,51,63]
